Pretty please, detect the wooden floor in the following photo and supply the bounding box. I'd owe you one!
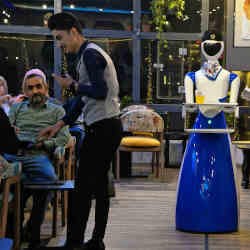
[22,165,250,250]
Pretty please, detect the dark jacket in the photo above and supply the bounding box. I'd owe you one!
[0,107,21,155]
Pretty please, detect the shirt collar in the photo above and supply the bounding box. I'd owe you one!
[76,40,89,59]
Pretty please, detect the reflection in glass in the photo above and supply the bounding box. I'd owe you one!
[141,40,201,103]
[63,37,133,99]
[0,33,54,96]
[0,0,54,26]
[141,40,154,103]
[62,1,133,30]
[209,0,225,32]
[107,39,133,98]
[142,0,201,33]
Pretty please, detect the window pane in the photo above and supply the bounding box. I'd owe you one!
[0,1,54,26]
[107,38,133,99]
[142,0,152,11]
[209,0,225,32]
[62,1,133,31]
[142,0,201,33]
[141,40,201,103]
[63,37,133,99]
[0,33,54,95]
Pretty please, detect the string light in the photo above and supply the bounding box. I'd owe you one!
[0,35,132,43]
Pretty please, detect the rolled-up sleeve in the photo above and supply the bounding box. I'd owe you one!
[43,107,71,151]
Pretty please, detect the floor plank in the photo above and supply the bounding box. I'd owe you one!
[22,165,250,250]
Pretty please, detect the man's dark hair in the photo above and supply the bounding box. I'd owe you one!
[48,12,82,34]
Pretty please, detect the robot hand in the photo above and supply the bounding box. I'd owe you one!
[241,88,250,101]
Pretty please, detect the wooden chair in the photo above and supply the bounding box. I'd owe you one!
[52,136,75,237]
[0,163,21,250]
[116,108,165,181]
[23,136,75,238]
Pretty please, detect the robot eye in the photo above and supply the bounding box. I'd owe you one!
[203,42,222,56]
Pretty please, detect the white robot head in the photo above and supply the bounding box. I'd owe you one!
[201,31,224,61]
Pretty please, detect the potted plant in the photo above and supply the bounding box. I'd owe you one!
[150,0,185,48]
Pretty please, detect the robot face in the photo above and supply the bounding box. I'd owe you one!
[201,40,224,61]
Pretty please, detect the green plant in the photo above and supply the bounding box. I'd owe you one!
[142,14,151,25]
[150,0,185,48]
[120,95,133,110]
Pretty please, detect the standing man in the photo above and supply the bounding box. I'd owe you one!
[40,12,123,250]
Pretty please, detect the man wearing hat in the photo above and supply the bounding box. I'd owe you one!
[4,68,70,249]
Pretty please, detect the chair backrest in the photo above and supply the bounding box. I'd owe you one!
[121,104,152,115]
[121,109,164,133]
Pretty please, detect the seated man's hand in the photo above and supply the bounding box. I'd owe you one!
[9,94,27,105]
[34,142,43,149]
[12,125,19,134]
[0,94,11,104]
[39,120,65,139]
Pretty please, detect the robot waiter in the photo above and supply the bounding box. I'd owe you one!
[176,31,240,232]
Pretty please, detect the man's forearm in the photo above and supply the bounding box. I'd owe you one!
[56,119,65,129]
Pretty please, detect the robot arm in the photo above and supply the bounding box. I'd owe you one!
[184,73,195,104]
[229,74,240,103]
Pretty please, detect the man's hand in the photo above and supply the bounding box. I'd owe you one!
[52,73,73,88]
[12,126,19,134]
[39,120,65,140]
[0,94,11,105]
[9,94,27,105]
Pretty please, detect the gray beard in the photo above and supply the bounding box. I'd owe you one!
[30,94,46,107]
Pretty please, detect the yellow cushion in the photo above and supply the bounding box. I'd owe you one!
[121,136,160,147]
[132,131,153,137]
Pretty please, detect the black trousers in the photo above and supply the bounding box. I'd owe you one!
[21,187,53,244]
[67,117,123,245]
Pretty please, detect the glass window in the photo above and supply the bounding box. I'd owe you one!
[62,1,133,31]
[0,33,54,96]
[0,1,54,26]
[142,0,201,33]
[106,38,133,99]
[141,40,201,103]
[142,0,151,11]
[65,37,133,99]
[209,0,225,32]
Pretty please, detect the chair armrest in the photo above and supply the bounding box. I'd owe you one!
[53,136,76,167]
[54,146,66,163]
[0,161,22,184]
[66,136,76,150]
